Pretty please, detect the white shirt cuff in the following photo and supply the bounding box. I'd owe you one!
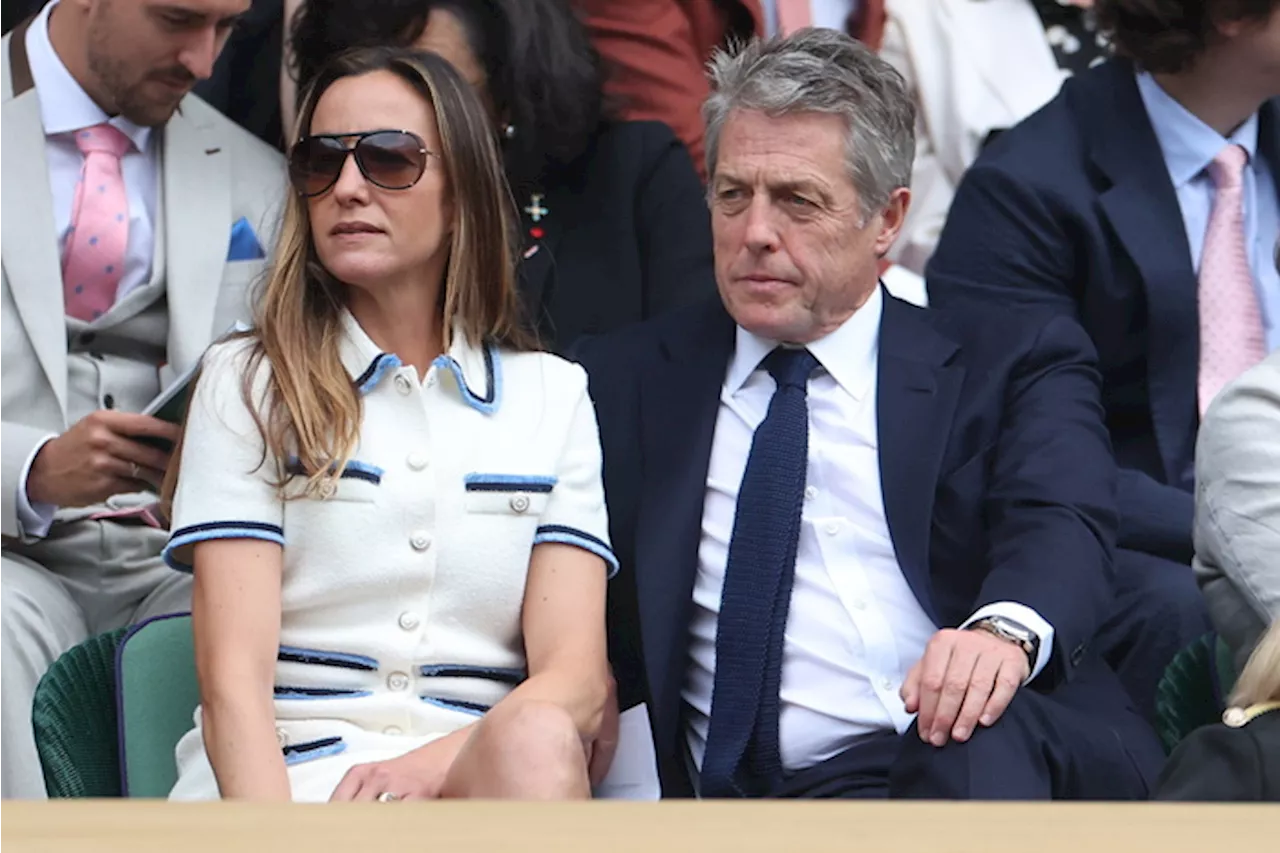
[16,436,59,539]
[960,602,1055,682]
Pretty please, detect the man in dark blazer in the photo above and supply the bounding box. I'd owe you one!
[576,29,1162,799]
[926,0,1280,720]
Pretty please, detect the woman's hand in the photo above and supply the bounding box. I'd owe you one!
[329,735,466,802]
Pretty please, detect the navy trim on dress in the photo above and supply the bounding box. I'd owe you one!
[421,696,490,717]
[284,457,384,485]
[418,663,527,684]
[533,525,620,579]
[163,521,285,572]
[431,342,501,415]
[277,645,379,671]
[463,473,557,494]
[354,352,403,395]
[273,686,372,699]
[282,736,347,766]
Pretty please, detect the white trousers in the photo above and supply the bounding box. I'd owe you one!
[1,520,191,798]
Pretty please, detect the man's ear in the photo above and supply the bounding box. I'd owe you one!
[874,186,911,258]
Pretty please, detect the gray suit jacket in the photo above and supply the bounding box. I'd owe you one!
[0,23,285,538]
[1194,352,1280,672]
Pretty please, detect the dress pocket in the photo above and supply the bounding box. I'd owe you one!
[281,457,383,503]
[282,736,347,766]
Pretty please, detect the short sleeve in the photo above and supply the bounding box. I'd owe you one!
[163,340,284,572]
[531,369,619,578]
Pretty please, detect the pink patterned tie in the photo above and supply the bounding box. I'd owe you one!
[1197,144,1266,415]
[62,123,132,322]
[776,0,812,35]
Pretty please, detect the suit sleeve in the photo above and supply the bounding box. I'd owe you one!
[973,314,1117,685]
[1194,357,1280,628]
[1,421,58,539]
[928,161,1194,562]
[577,0,716,181]
[1155,724,1266,801]
[635,124,718,319]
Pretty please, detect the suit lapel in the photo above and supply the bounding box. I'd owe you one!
[163,98,232,371]
[948,0,1061,123]
[1084,63,1199,486]
[634,300,734,757]
[2,69,69,415]
[876,294,963,623]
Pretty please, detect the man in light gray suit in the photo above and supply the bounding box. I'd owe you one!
[1,0,283,797]
[1195,351,1280,673]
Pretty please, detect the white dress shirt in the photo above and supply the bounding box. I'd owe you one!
[15,0,161,536]
[1136,72,1280,352]
[682,287,1054,776]
[761,0,861,36]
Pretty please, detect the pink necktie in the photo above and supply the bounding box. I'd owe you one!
[776,0,812,35]
[62,123,132,323]
[1197,144,1266,415]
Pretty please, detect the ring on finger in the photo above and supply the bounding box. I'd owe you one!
[376,791,401,803]
[130,463,140,479]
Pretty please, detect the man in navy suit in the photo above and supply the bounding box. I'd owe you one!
[575,29,1162,799]
[927,0,1280,720]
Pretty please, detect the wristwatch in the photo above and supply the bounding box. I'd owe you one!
[966,615,1039,669]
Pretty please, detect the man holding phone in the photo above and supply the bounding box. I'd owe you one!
[1,0,281,797]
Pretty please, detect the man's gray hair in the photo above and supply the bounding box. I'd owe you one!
[703,29,916,222]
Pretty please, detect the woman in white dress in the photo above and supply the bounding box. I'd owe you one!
[162,46,617,802]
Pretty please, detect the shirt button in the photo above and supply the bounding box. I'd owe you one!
[509,493,531,513]
[383,725,403,736]
[394,374,413,395]
[398,611,421,631]
[103,394,115,409]
[880,677,895,692]
[410,531,432,551]
[387,672,410,691]
[824,521,840,536]
[804,486,817,501]
[407,452,428,471]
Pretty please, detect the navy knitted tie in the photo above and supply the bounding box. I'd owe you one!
[700,346,819,798]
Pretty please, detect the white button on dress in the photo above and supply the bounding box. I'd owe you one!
[387,672,410,691]
[410,531,432,551]
[398,612,421,631]
[407,452,428,471]
[509,493,531,513]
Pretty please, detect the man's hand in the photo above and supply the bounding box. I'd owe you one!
[27,411,180,507]
[900,627,1030,748]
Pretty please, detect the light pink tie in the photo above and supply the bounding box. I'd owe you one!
[1197,144,1265,415]
[776,0,812,35]
[62,123,132,323]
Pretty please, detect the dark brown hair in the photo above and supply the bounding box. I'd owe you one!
[1097,0,1280,73]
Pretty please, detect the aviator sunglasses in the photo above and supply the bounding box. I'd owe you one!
[288,129,435,197]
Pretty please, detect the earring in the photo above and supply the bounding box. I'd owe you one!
[502,123,516,140]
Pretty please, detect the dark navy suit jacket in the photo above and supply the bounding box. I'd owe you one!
[575,292,1120,794]
[927,58,1280,565]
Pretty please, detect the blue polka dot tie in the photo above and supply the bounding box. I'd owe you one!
[62,123,132,323]
[700,346,819,797]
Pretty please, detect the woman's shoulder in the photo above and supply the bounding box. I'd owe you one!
[495,348,589,399]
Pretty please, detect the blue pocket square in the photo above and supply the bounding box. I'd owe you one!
[227,217,266,261]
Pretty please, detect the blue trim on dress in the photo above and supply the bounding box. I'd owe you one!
[431,341,501,415]
[533,525,620,578]
[355,352,403,395]
[273,686,372,699]
[420,696,489,717]
[463,473,557,493]
[282,736,347,766]
[418,663,527,684]
[277,645,379,671]
[163,521,285,572]
[284,456,385,485]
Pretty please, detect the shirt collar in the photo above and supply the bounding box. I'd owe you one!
[726,285,883,402]
[338,310,501,414]
[26,1,152,153]
[1135,70,1259,188]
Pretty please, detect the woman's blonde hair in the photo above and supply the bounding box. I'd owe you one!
[165,46,534,506]
[1229,620,1280,708]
